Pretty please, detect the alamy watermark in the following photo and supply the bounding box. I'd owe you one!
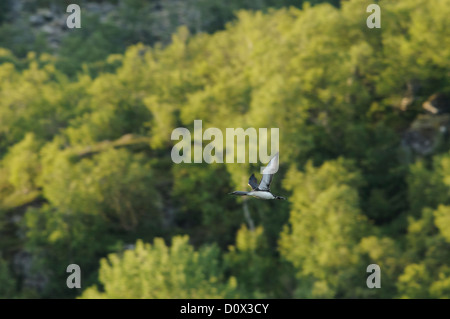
[66,4,81,28]
[64,2,380,30]
[66,264,81,289]
[366,4,381,29]
[171,120,280,174]
[366,264,381,288]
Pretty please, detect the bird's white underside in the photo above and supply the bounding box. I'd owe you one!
[248,191,276,200]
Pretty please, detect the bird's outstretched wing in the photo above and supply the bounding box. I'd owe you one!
[248,173,259,190]
[258,152,279,191]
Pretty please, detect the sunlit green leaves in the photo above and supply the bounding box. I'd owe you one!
[80,236,238,299]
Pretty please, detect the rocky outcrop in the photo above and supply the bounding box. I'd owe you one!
[402,113,450,156]
[4,1,117,50]
[401,92,450,156]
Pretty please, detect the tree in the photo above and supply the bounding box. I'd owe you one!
[24,147,163,297]
[398,205,450,298]
[81,236,238,298]
[224,224,291,298]
[0,257,15,298]
[279,159,372,298]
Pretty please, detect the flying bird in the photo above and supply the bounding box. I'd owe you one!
[228,152,286,200]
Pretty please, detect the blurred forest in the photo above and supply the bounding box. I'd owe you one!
[0,0,450,298]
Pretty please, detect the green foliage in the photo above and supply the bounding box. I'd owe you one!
[398,205,450,298]
[0,0,449,299]
[55,14,129,76]
[172,163,242,246]
[0,257,15,298]
[358,235,403,297]
[2,133,42,192]
[279,159,372,297]
[23,147,163,297]
[434,205,450,243]
[0,53,74,150]
[224,225,291,298]
[407,152,450,217]
[397,263,432,299]
[80,236,238,298]
[0,20,49,59]
[40,147,161,231]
